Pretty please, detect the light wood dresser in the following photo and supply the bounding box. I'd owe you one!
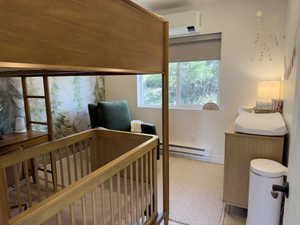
[0,131,48,186]
[223,125,285,209]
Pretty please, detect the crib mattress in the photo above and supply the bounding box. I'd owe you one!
[234,112,287,136]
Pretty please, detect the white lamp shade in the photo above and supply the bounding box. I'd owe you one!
[257,81,281,101]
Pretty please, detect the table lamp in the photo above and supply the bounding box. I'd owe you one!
[256,81,282,112]
[257,81,281,101]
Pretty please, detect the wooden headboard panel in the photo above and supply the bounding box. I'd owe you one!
[0,0,166,73]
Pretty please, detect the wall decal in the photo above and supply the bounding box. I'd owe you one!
[0,78,23,135]
[284,19,300,80]
[0,76,105,138]
[252,10,283,62]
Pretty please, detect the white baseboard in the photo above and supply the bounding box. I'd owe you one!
[168,151,224,164]
[160,143,224,165]
[199,154,224,164]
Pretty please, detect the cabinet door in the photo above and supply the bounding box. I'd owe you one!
[223,133,284,208]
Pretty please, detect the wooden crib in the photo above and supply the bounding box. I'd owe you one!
[0,129,159,225]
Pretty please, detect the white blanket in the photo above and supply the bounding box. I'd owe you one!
[131,120,142,133]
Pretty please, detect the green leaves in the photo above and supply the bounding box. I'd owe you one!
[140,60,220,107]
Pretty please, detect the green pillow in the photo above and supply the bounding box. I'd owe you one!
[97,101,131,131]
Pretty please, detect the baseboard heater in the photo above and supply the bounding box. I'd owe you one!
[159,143,207,157]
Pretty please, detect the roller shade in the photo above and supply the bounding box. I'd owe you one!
[170,33,221,62]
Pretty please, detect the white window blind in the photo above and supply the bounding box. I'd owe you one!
[170,33,221,62]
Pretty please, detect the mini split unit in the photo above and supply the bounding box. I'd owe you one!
[163,10,201,37]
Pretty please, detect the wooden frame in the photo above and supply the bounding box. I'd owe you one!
[0,0,164,73]
[0,129,160,225]
[0,0,170,224]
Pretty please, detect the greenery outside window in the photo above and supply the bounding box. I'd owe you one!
[137,60,220,109]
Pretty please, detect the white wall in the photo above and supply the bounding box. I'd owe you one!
[105,0,287,163]
[282,0,300,128]
[282,0,300,224]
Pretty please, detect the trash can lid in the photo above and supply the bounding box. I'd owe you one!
[250,159,288,178]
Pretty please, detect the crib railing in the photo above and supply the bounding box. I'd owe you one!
[0,129,159,225]
[0,129,95,219]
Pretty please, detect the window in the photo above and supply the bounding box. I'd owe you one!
[138,60,220,109]
[138,33,221,109]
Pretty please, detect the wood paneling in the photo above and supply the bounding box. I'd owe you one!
[0,0,165,73]
[223,128,285,208]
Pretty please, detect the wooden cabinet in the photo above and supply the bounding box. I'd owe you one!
[0,131,48,186]
[223,126,285,209]
[0,131,48,155]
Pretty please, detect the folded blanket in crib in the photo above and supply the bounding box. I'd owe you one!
[131,120,142,133]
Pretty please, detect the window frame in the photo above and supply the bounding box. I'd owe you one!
[137,60,220,110]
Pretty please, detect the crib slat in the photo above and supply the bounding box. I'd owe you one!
[79,143,84,178]
[70,204,76,225]
[87,139,92,173]
[84,141,90,175]
[66,146,72,185]
[117,172,121,225]
[42,154,50,196]
[24,160,33,207]
[145,153,149,220]
[72,144,78,181]
[130,164,134,225]
[124,167,128,225]
[135,160,139,225]
[56,212,62,225]
[153,148,158,214]
[141,156,145,224]
[90,136,97,172]
[92,190,97,225]
[33,158,41,201]
[50,152,58,192]
[81,196,87,225]
[149,151,153,215]
[13,163,22,213]
[0,168,9,221]
[101,183,105,225]
[59,149,65,188]
[109,177,114,225]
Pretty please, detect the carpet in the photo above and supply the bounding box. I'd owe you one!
[157,156,225,225]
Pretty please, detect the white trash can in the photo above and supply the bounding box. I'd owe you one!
[247,159,288,225]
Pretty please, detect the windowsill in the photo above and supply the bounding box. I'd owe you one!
[137,105,220,111]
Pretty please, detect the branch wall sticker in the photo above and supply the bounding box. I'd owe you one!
[252,10,283,62]
[0,76,105,138]
[284,19,300,80]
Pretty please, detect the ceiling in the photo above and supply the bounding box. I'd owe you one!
[133,0,219,10]
[133,0,192,10]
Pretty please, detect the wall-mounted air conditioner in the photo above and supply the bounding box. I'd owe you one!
[163,10,201,37]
